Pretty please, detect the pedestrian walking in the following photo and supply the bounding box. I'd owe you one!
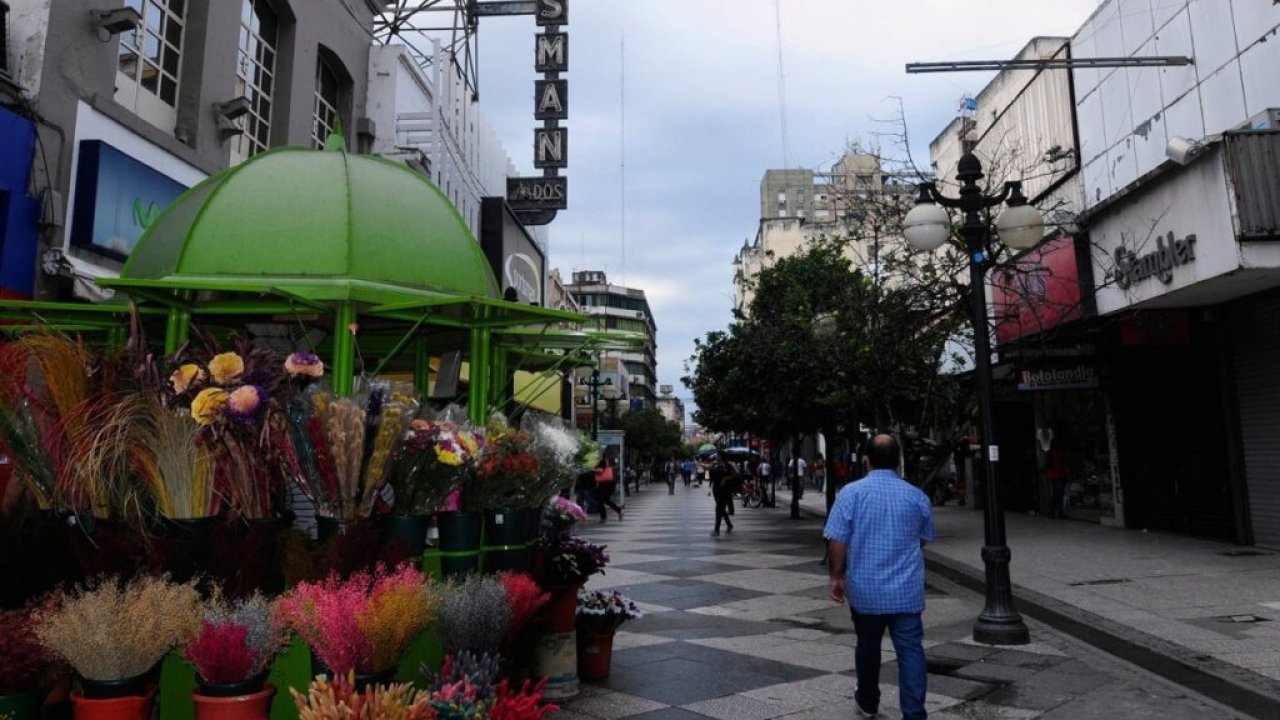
[709,454,737,536]
[665,457,677,495]
[594,458,624,523]
[681,458,693,486]
[813,453,826,491]
[824,434,935,720]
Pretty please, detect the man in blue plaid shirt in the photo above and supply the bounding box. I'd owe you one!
[824,434,935,719]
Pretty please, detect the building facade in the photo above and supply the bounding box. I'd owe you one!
[565,270,658,409]
[654,388,685,432]
[5,0,378,302]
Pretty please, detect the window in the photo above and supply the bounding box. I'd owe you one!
[115,0,186,130]
[312,58,341,148]
[231,0,278,163]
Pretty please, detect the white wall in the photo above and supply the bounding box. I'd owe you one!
[8,0,50,95]
[1074,0,1280,209]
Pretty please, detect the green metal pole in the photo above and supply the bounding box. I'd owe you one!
[333,302,357,396]
[468,325,484,425]
[175,291,192,349]
[413,338,430,396]
[491,348,508,412]
[163,307,181,356]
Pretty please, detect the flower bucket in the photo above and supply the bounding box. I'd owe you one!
[196,671,269,698]
[436,511,481,577]
[381,514,430,559]
[577,632,615,680]
[78,668,156,700]
[192,684,274,720]
[541,584,581,634]
[482,508,532,572]
[0,692,37,720]
[316,515,343,543]
[310,656,397,692]
[70,688,155,720]
[156,516,217,583]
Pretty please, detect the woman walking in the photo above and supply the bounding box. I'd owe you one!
[594,458,624,523]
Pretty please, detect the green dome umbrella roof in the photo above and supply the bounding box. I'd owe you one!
[103,138,499,305]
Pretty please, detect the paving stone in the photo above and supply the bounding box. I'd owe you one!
[564,690,670,720]
[984,648,1069,670]
[950,661,1040,685]
[978,660,1117,711]
[626,709,717,720]
[617,559,751,578]
[1035,681,1237,719]
[680,694,792,720]
[615,580,769,610]
[927,642,1001,663]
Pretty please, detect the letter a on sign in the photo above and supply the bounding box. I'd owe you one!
[536,0,567,26]
[535,80,568,120]
[534,129,567,169]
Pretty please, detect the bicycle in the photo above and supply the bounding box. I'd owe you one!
[738,478,768,508]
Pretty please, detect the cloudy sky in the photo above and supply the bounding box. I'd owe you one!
[465,1,1102,412]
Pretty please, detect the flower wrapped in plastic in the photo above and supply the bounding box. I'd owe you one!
[544,495,587,532]
[526,417,587,506]
[464,419,541,512]
[388,414,483,516]
[577,588,643,635]
[536,533,608,586]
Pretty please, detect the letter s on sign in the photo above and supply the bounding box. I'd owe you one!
[538,0,565,22]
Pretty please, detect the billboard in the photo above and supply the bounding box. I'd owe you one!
[480,197,546,305]
[991,234,1086,345]
[69,140,188,260]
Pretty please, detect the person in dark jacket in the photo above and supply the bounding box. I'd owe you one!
[709,454,738,536]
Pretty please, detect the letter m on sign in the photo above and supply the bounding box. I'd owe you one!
[535,129,567,169]
[536,33,568,72]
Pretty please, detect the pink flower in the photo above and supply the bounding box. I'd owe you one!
[226,385,265,418]
[285,352,325,378]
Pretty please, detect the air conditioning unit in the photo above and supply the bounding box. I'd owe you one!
[1238,108,1280,131]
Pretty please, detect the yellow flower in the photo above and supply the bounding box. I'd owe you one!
[169,364,205,394]
[208,352,245,385]
[457,431,479,456]
[436,448,462,466]
[191,387,229,426]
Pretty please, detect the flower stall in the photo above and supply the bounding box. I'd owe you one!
[0,137,636,720]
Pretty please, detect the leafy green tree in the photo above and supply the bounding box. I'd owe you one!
[622,408,684,470]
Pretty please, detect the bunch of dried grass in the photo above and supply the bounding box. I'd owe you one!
[134,399,216,519]
[35,575,202,681]
[433,575,510,655]
[18,334,90,420]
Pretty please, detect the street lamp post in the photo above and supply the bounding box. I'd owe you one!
[902,151,1042,646]
[578,370,614,441]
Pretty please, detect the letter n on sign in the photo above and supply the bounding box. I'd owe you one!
[534,129,567,169]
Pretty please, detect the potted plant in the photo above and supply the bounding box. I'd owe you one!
[576,589,643,680]
[532,533,608,633]
[35,575,201,719]
[185,594,286,719]
[386,417,480,561]
[276,564,438,689]
[0,600,62,720]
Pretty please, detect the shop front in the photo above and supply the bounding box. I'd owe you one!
[1088,131,1280,545]
[992,233,1120,524]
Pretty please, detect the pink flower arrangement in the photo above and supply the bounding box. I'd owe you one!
[226,385,265,419]
[276,565,437,675]
[285,352,324,378]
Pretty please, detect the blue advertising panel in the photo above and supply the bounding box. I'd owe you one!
[69,140,188,260]
[0,105,39,298]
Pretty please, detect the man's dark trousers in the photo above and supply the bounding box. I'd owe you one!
[850,610,927,720]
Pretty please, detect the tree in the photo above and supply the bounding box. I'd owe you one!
[621,408,683,470]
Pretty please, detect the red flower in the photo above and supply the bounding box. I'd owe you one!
[185,620,255,684]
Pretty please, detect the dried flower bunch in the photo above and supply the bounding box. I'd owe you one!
[285,381,417,521]
[184,594,285,685]
[292,672,434,720]
[169,340,302,519]
[577,589,643,634]
[433,575,511,655]
[35,575,202,682]
[291,667,558,720]
[276,564,437,675]
[536,533,609,586]
[388,417,483,515]
[421,651,501,701]
[496,572,549,647]
[0,599,62,694]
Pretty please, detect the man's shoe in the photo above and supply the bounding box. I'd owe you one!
[855,696,877,718]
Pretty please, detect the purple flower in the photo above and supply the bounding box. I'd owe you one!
[226,385,266,418]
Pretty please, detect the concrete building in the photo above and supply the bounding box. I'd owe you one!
[565,270,658,408]
[4,0,379,302]
[654,386,685,432]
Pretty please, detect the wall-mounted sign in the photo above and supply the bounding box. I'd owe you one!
[69,140,188,260]
[1114,231,1197,289]
[480,0,568,224]
[992,234,1087,345]
[481,197,546,305]
[507,176,567,211]
[1016,364,1099,391]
